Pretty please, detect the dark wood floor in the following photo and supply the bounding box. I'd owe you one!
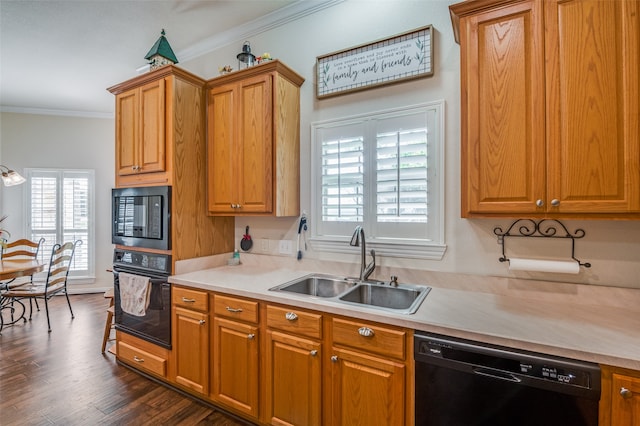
[0,293,250,425]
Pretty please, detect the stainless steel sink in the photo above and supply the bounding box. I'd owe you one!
[339,282,430,314]
[269,274,431,315]
[270,274,357,298]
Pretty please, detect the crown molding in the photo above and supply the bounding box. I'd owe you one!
[166,0,344,64]
[0,106,113,119]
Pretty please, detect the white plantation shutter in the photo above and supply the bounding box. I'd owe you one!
[312,102,445,259]
[26,169,94,279]
[321,134,365,223]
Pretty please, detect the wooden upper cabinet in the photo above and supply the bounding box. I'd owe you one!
[545,0,640,214]
[207,75,273,214]
[113,78,167,184]
[451,0,640,218]
[206,60,304,217]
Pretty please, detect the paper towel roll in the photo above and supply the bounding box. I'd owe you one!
[508,258,580,274]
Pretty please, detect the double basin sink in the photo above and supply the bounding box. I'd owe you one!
[269,273,431,315]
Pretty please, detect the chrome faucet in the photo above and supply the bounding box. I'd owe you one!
[350,226,376,281]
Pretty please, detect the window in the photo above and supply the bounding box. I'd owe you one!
[311,101,445,259]
[25,169,95,281]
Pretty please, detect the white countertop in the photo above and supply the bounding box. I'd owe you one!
[170,257,640,370]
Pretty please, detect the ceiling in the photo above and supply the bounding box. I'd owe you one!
[0,0,334,116]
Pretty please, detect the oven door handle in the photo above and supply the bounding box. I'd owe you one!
[472,367,522,383]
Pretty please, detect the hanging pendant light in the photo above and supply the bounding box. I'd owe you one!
[0,165,26,186]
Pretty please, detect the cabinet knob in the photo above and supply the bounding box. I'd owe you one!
[285,312,298,321]
[331,355,338,363]
[358,327,375,337]
[247,333,255,340]
[536,199,544,207]
[551,198,560,206]
[199,320,206,325]
[620,387,633,399]
[310,350,318,357]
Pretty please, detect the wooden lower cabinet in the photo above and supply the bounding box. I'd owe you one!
[130,289,413,426]
[211,316,260,418]
[173,306,209,394]
[264,304,323,426]
[328,317,410,426]
[116,330,169,379]
[601,365,640,426]
[329,347,406,426]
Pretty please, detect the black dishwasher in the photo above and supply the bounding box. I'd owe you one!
[414,332,600,426]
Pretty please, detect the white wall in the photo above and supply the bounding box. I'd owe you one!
[0,112,114,292]
[2,0,639,291]
[185,0,640,289]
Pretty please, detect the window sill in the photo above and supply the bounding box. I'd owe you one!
[310,237,446,260]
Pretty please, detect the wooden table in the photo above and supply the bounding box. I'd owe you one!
[0,259,44,281]
[0,259,44,332]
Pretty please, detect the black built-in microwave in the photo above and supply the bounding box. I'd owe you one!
[112,186,171,250]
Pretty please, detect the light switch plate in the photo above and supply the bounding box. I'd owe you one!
[278,239,292,255]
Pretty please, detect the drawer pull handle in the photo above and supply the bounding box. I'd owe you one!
[199,320,206,325]
[310,350,318,357]
[226,306,243,313]
[358,327,375,337]
[133,356,144,363]
[182,297,196,303]
[285,312,298,321]
[620,387,633,399]
[331,355,338,363]
[247,333,255,340]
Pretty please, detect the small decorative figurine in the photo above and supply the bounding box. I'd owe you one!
[218,65,233,75]
[236,41,256,69]
[145,29,179,71]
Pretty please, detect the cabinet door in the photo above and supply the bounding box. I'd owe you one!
[238,74,273,213]
[211,317,259,418]
[460,0,546,216]
[207,83,237,214]
[611,373,640,426]
[114,79,166,178]
[174,307,209,394]
[115,89,138,177]
[330,347,405,426]
[265,330,322,426]
[545,0,640,213]
[138,79,166,174]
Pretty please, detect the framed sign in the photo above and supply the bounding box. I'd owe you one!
[316,25,433,99]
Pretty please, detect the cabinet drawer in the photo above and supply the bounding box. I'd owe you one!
[332,318,406,360]
[173,286,209,312]
[267,305,322,339]
[214,294,259,324]
[118,340,167,377]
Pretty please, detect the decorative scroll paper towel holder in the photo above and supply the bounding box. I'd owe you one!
[493,219,591,274]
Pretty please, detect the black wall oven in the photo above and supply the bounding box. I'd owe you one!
[113,248,172,349]
[112,185,171,250]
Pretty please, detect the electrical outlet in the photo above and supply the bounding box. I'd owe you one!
[259,238,270,253]
[278,239,292,255]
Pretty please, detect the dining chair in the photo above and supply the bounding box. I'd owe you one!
[1,238,45,317]
[4,240,81,332]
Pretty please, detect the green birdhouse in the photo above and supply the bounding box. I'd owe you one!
[145,29,179,70]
